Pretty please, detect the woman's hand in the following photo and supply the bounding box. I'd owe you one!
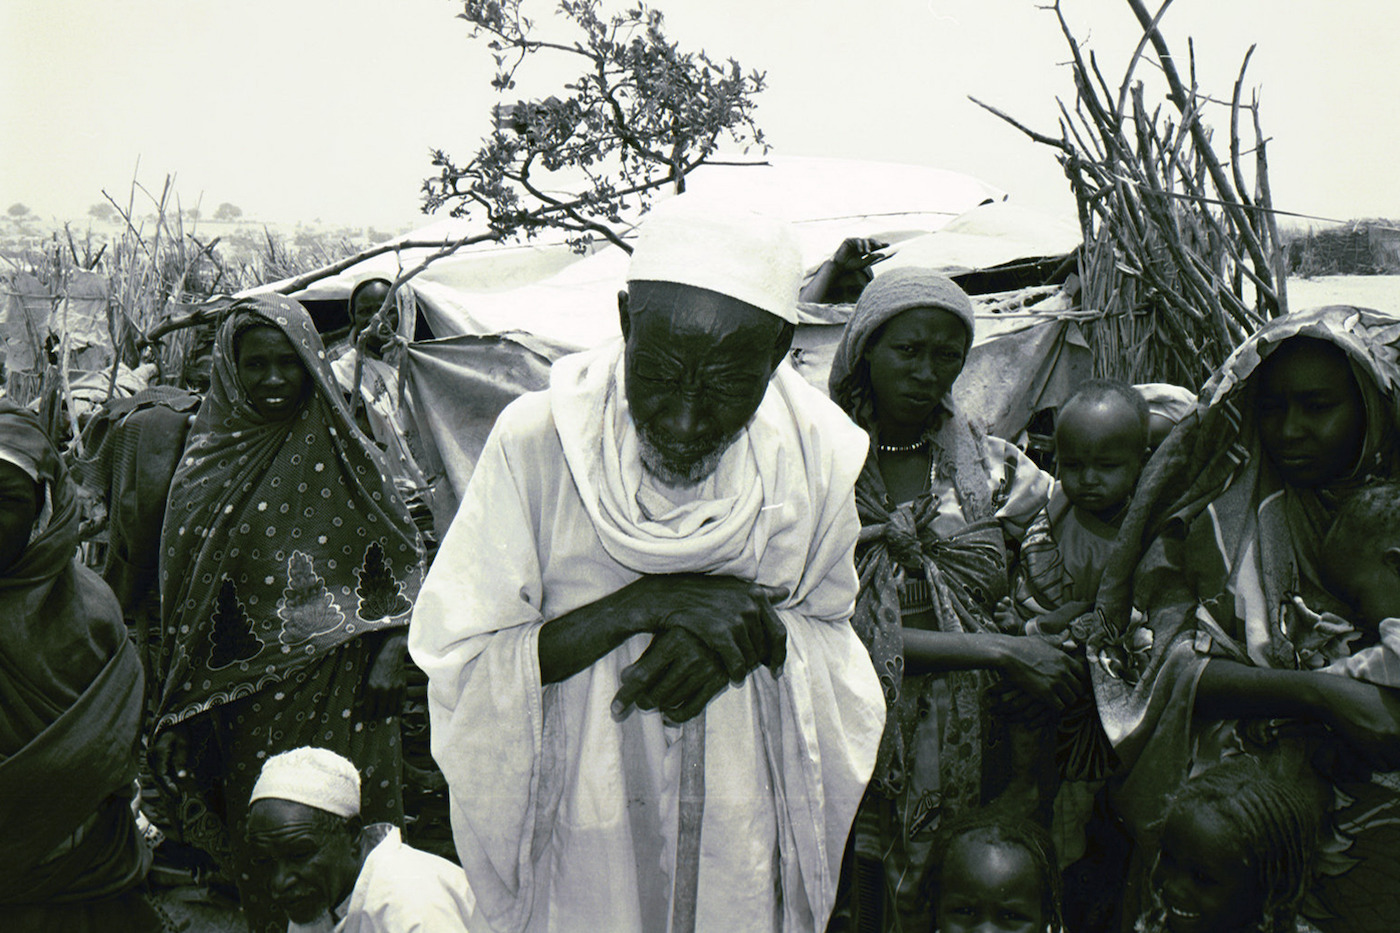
[993,635,1088,714]
[1201,660,1400,771]
[361,632,408,720]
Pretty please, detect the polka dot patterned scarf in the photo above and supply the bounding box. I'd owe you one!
[155,294,423,732]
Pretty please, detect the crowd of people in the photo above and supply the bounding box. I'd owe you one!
[5,193,1400,933]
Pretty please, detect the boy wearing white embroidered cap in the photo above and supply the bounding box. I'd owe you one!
[246,747,473,933]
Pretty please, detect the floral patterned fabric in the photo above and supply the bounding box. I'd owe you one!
[827,297,1051,932]
[154,294,423,733]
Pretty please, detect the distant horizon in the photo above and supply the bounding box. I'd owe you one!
[5,1,1399,233]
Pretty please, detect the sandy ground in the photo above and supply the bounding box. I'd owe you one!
[1287,274,1400,315]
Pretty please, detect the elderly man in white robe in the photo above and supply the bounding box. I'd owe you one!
[410,196,885,933]
[246,747,475,933]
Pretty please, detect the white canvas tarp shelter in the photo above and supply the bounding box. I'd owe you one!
[255,157,1088,530]
[270,156,1009,346]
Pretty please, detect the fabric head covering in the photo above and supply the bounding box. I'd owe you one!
[1088,305,1400,831]
[250,746,361,818]
[0,400,148,889]
[155,293,424,733]
[0,403,57,487]
[828,267,976,438]
[0,447,40,483]
[0,401,69,608]
[626,195,803,324]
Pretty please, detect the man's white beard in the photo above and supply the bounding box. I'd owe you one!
[636,428,741,488]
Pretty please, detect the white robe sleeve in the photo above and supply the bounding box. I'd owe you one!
[761,425,884,929]
[409,401,555,933]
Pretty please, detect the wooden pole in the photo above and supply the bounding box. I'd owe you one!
[671,712,706,933]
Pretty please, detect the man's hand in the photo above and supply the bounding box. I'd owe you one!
[799,237,891,303]
[538,574,786,685]
[631,575,788,683]
[612,628,732,725]
[829,237,891,276]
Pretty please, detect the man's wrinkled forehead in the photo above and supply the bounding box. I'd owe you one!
[626,281,782,348]
[246,798,336,845]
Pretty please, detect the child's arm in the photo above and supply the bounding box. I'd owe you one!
[1028,599,1094,638]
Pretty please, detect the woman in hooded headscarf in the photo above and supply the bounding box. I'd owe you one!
[825,267,1084,932]
[0,401,158,931]
[1088,305,1400,931]
[148,294,423,931]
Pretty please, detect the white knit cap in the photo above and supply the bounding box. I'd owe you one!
[1134,382,1199,425]
[626,195,803,324]
[249,747,361,818]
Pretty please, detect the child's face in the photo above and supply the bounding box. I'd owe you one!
[1154,807,1260,933]
[936,837,1044,933]
[1055,399,1146,523]
[1321,540,1400,629]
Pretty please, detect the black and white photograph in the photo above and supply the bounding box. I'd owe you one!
[3,1,1400,931]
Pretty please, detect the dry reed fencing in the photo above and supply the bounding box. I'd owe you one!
[0,176,363,451]
[973,0,1289,389]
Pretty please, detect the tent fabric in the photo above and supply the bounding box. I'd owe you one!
[405,313,1090,526]
[260,157,1009,348]
[880,201,1083,277]
[261,157,1084,536]
[403,334,563,530]
[3,271,112,372]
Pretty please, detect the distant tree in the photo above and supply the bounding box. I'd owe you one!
[213,202,243,222]
[422,0,768,253]
[183,207,201,222]
[7,202,31,219]
[88,203,117,223]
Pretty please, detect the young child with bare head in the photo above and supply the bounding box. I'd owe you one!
[1141,757,1322,933]
[926,808,1064,933]
[1007,380,1152,916]
[1320,481,1400,636]
[1016,379,1152,621]
[1054,379,1152,528]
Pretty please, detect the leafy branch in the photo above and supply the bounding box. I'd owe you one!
[423,0,769,254]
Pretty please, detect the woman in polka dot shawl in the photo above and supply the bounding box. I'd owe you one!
[149,293,423,930]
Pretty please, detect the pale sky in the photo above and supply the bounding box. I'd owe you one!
[3,0,1397,230]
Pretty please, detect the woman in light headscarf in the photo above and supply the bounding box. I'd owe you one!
[149,294,423,932]
[0,401,158,932]
[826,267,1083,932]
[1088,305,1400,932]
